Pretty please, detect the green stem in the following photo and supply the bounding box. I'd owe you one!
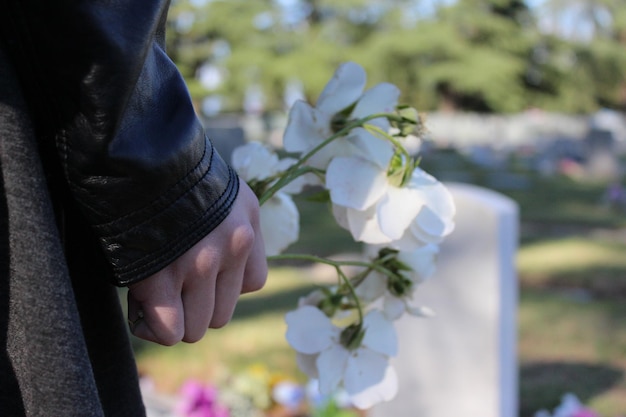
[348,265,374,288]
[267,253,372,269]
[258,112,400,205]
[267,253,400,286]
[364,124,412,163]
[258,166,323,205]
[336,267,363,325]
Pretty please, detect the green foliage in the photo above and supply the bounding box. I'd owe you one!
[167,0,626,114]
[312,400,360,417]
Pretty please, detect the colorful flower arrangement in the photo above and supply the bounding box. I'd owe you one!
[229,61,456,409]
[170,365,362,417]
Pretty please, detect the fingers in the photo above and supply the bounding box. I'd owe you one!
[209,265,245,329]
[241,219,268,294]
[209,200,265,328]
[181,269,216,342]
[127,176,268,345]
[128,276,185,346]
[239,180,268,294]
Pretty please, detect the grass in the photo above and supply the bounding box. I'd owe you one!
[420,147,626,230]
[517,237,626,298]
[286,193,363,258]
[503,175,624,228]
[516,238,626,413]
[134,150,626,416]
[518,290,626,416]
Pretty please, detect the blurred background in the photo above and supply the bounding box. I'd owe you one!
[133,0,626,416]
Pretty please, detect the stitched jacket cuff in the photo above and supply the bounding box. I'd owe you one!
[92,138,239,286]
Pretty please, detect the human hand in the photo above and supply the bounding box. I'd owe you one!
[127,178,268,345]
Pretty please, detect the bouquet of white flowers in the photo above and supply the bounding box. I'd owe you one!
[230,61,456,410]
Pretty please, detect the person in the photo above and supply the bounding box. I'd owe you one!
[0,1,268,416]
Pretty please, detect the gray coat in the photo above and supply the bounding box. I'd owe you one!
[0,0,239,414]
[0,48,146,417]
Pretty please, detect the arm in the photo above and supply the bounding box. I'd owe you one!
[1,0,267,343]
[1,0,232,284]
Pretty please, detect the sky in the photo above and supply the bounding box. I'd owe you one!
[187,0,606,41]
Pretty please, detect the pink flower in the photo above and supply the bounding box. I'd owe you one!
[177,380,229,417]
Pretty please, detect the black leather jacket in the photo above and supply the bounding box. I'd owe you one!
[0,0,239,286]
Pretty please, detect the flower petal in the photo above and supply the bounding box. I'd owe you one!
[351,82,400,130]
[361,310,398,356]
[260,193,299,256]
[343,349,395,407]
[316,344,350,395]
[355,272,387,302]
[285,306,337,354]
[346,127,394,169]
[404,167,456,244]
[331,204,350,230]
[397,244,439,282]
[410,205,452,244]
[296,352,320,379]
[410,167,456,222]
[377,186,423,240]
[231,142,278,181]
[345,206,392,244]
[316,62,367,116]
[409,166,439,187]
[383,295,406,321]
[283,101,329,153]
[308,138,355,170]
[326,156,387,210]
[346,362,398,409]
[406,305,436,318]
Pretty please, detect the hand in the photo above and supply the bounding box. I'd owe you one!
[127,178,268,345]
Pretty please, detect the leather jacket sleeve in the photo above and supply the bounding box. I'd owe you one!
[0,0,239,286]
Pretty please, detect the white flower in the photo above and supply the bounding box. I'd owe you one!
[283,62,400,169]
[297,288,327,308]
[232,141,318,192]
[328,162,455,249]
[356,244,439,320]
[258,192,299,256]
[285,306,398,409]
[231,141,279,182]
[232,142,312,255]
[394,171,456,250]
[397,243,439,283]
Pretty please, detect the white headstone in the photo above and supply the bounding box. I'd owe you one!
[370,183,519,417]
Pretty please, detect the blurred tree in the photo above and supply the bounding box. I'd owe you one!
[538,0,626,110]
[166,0,626,114]
[359,0,554,112]
[166,0,279,112]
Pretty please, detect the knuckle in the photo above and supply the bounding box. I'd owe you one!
[249,200,261,225]
[231,223,255,255]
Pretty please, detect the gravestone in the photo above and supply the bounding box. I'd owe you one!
[369,183,519,417]
[583,128,620,182]
[204,114,247,162]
